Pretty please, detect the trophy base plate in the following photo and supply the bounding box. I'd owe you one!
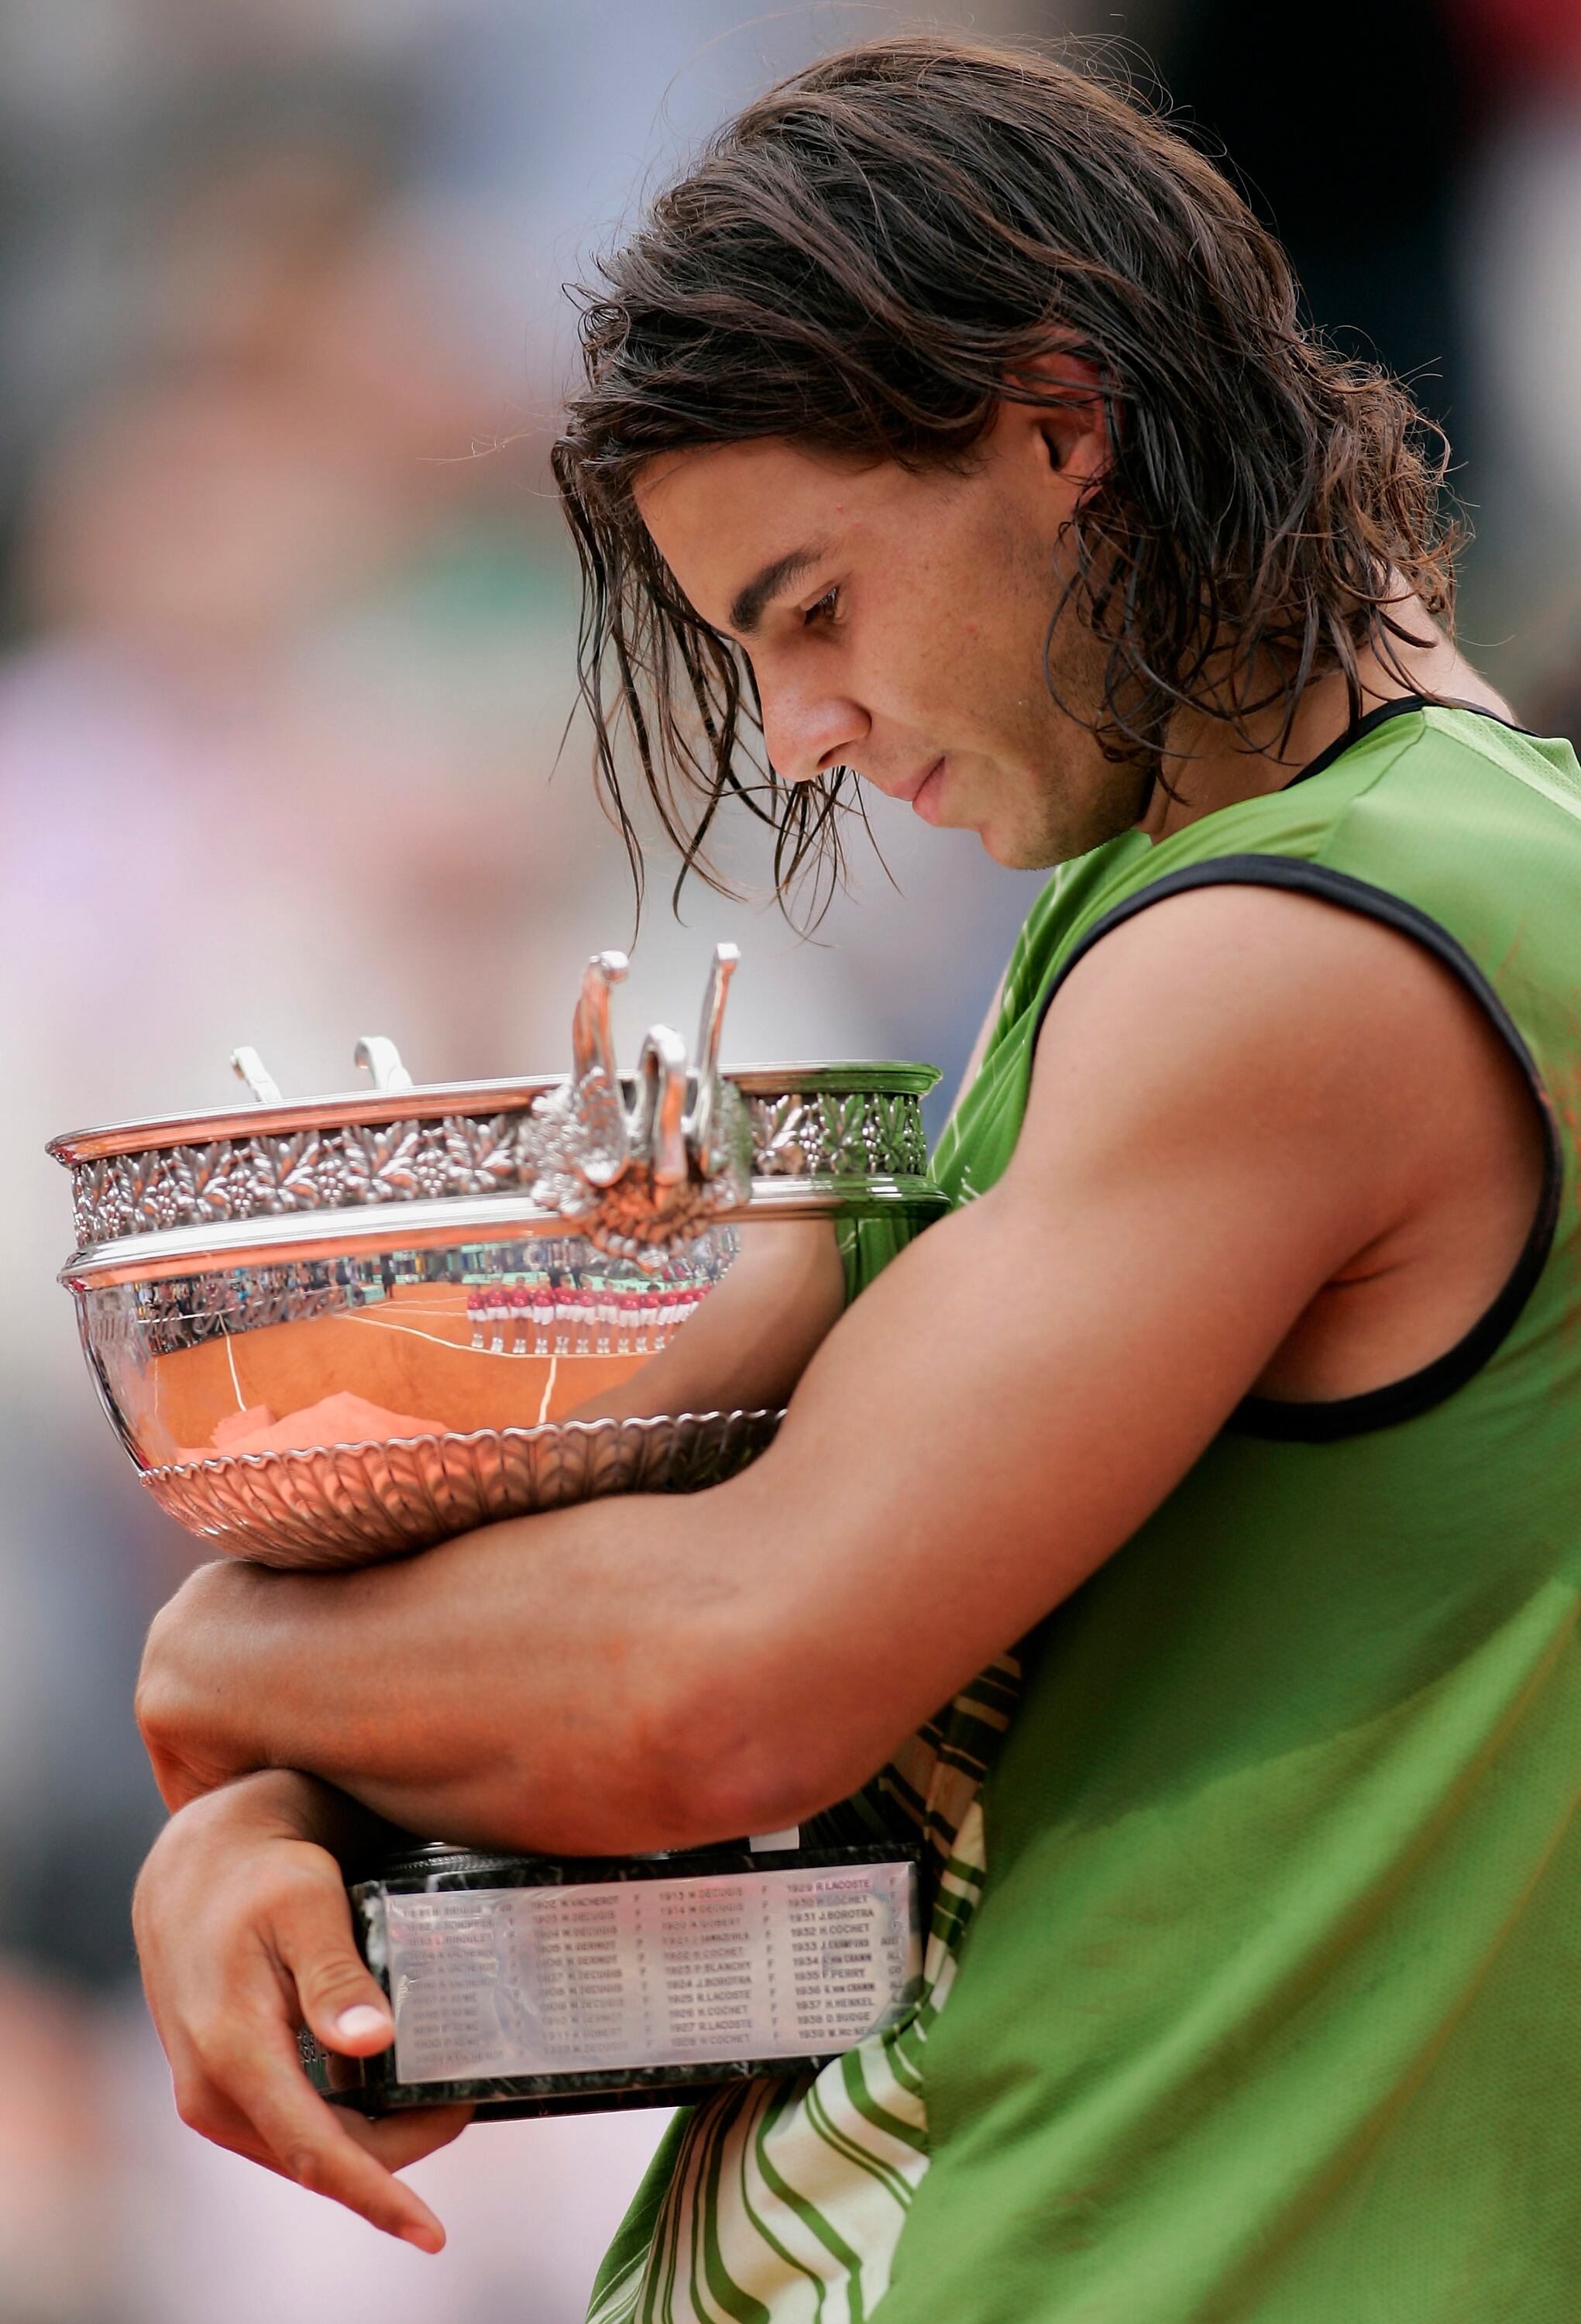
[305,1843,923,2119]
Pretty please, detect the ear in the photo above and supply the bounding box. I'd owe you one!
[1001,350,1111,489]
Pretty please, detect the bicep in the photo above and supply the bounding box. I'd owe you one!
[717,888,1427,1792]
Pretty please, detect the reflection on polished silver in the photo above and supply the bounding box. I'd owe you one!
[64,1215,782,1560]
[143,1408,784,1569]
[81,1225,741,1357]
[521,944,750,1256]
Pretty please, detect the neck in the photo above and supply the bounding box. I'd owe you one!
[1133,614,1514,844]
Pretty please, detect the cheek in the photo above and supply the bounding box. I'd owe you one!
[865,506,1044,737]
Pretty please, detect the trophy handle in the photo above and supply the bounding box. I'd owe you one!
[230,1046,283,1105]
[572,951,629,1084]
[568,952,631,1190]
[634,1025,690,1188]
[353,1037,414,1095]
[685,942,740,1177]
[524,945,747,1250]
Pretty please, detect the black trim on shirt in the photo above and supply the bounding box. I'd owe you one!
[1029,855,1564,1442]
[1281,694,1531,792]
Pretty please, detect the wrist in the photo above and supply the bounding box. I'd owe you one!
[175,1771,395,1868]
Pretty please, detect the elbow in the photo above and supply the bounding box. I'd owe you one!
[133,1576,239,1810]
[638,1648,871,1848]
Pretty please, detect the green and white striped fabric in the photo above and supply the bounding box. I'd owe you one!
[586,1656,1021,2324]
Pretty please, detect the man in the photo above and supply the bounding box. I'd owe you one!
[130,36,1581,2324]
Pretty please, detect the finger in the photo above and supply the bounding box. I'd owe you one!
[264,1874,395,2059]
[174,2071,295,2174]
[175,2071,469,2210]
[194,2000,448,2251]
[143,1740,207,1814]
[236,2023,450,2251]
[184,1989,470,2181]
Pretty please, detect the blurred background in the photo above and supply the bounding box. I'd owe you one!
[2,1,1579,2316]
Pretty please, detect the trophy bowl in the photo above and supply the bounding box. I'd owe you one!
[50,950,945,1568]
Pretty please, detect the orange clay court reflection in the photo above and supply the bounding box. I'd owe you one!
[146,1250,727,1466]
[86,1216,850,1476]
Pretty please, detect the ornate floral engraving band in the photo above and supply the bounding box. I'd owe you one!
[50,946,942,2114]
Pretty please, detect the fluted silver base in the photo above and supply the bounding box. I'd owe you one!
[142,1408,783,1568]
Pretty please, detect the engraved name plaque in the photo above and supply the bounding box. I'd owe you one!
[307,1844,923,2119]
[383,1857,919,2084]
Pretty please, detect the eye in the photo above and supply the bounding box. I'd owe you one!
[803,586,841,629]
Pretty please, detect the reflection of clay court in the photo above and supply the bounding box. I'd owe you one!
[147,1284,658,1465]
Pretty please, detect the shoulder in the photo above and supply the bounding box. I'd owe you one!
[1035,875,1464,1067]
[1040,873,1521,1073]
[1009,878,1528,1246]
[1345,700,1581,819]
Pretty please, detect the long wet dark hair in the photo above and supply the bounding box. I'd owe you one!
[552,34,1459,920]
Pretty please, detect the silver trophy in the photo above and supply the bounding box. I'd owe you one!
[50,947,943,2117]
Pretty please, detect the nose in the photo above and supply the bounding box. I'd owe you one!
[757,669,869,786]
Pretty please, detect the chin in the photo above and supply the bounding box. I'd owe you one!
[978,821,1059,872]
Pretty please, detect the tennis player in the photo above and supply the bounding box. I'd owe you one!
[130,38,1581,2323]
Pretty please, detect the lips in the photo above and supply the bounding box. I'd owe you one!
[909,757,947,824]
[882,755,943,806]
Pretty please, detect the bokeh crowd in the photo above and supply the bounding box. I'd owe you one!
[2,2,1579,2316]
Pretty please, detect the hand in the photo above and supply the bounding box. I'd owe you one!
[133,1769,470,2250]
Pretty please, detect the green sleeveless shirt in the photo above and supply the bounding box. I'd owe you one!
[592,701,1581,2323]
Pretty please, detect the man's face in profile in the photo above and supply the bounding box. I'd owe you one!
[634,398,1154,871]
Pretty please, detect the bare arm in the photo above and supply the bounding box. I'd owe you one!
[137,885,1538,1847]
[566,1215,845,1423]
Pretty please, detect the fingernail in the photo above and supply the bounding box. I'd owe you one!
[335,2004,393,2043]
[400,2220,443,2254]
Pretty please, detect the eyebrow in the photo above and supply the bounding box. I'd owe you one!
[727,541,827,635]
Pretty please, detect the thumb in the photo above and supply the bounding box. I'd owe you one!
[271,1879,396,2058]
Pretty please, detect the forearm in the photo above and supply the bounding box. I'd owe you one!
[137,1473,815,1855]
